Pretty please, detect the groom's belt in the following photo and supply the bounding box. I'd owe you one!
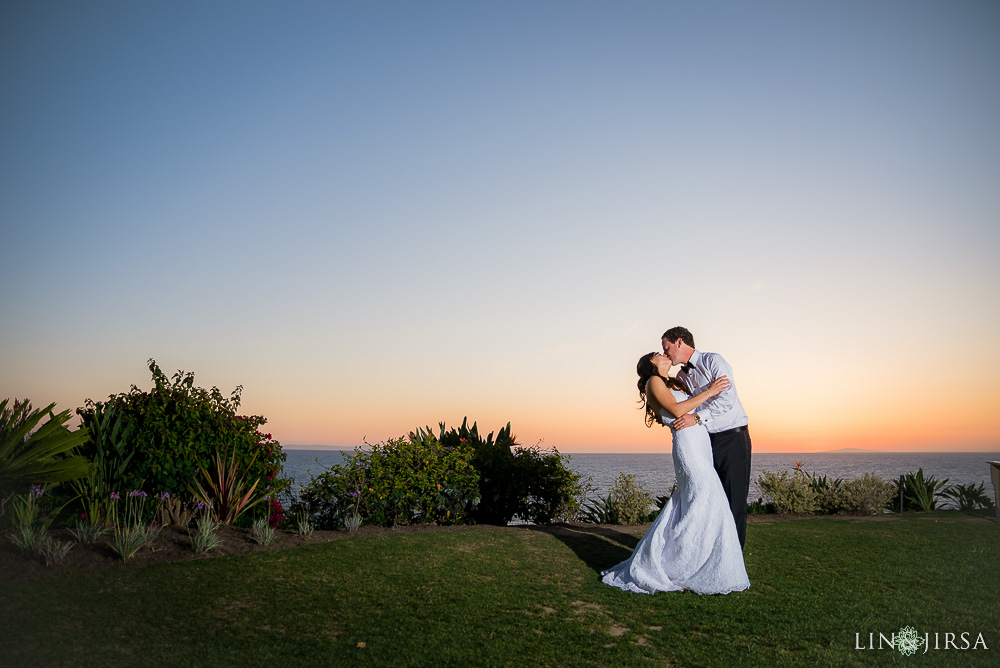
[717,425,749,435]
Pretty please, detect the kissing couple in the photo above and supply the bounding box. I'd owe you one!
[601,326,752,595]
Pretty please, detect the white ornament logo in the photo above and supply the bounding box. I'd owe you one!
[896,626,926,656]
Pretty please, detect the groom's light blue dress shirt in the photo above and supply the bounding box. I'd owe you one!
[677,350,749,434]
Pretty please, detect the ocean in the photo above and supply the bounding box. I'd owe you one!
[281,449,1000,507]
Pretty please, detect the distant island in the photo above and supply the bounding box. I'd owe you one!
[817,447,889,454]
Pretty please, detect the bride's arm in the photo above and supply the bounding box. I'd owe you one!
[647,375,731,419]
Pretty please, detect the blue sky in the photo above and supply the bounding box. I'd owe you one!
[2,1,998,452]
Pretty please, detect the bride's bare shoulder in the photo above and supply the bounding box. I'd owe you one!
[646,375,667,391]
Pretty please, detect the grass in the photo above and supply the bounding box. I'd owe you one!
[1,513,998,667]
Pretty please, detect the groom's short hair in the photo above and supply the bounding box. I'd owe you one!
[662,326,695,349]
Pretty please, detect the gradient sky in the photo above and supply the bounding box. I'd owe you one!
[2,1,998,453]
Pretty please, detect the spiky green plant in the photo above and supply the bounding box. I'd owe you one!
[188,510,222,553]
[294,504,315,536]
[579,495,619,524]
[0,399,93,492]
[941,482,995,511]
[250,516,275,545]
[189,448,263,524]
[69,518,107,544]
[344,512,362,532]
[39,536,74,566]
[71,402,135,526]
[897,468,949,512]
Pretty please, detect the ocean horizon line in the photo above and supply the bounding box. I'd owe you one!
[280,445,1000,456]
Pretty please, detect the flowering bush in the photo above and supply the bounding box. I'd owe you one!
[76,360,286,499]
[265,497,284,528]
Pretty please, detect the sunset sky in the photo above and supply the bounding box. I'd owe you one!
[2,1,998,454]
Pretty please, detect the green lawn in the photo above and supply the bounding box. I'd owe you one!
[2,513,998,667]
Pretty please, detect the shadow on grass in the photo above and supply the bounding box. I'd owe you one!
[528,523,643,574]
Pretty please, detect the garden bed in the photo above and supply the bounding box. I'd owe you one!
[0,522,481,582]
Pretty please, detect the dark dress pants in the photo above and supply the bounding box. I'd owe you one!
[709,427,752,549]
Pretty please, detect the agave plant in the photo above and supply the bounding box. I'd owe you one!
[897,468,949,512]
[579,494,619,524]
[189,448,263,524]
[0,399,93,492]
[810,473,846,514]
[941,482,995,512]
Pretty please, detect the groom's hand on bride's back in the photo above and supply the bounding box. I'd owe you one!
[673,414,699,431]
[709,377,730,396]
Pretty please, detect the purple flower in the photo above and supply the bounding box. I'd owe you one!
[29,484,45,496]
[110,492,121,500]
[195,501,206,512]
[129,490,147,498]
[350,491,361,498]
[159,492,170,500]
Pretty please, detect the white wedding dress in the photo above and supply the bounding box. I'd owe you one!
[601,390,750,595]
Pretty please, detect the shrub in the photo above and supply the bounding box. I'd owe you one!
[757,470,818,514]
[509,444,586,524]
[414,419,517,525]
[746,498,777,515]
[77,360,286,499]
[797,464,891,516]
[414,418,585,525]
[580,477,669,525]
[837,472,895,515]
[302,433,479,529]
[608,473,654,525]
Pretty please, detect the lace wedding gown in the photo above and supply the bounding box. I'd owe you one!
[601,390,750,595]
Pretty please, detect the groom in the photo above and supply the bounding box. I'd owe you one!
[661,326,752,549]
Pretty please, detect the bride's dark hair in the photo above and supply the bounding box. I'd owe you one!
[637,352,686,428]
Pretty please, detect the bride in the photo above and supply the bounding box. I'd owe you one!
[600,352,750,595]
